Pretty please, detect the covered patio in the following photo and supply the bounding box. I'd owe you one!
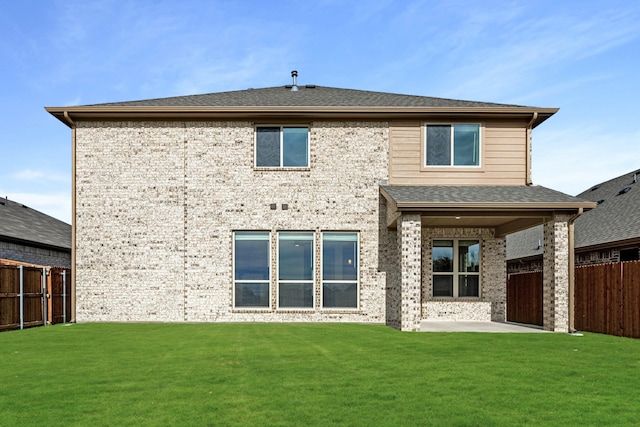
[381,185,595,332]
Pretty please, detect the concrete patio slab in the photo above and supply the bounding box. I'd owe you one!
[420,321,547,333]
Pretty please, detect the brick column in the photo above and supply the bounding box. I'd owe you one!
[398,214,422,331]
[543,214,570,332]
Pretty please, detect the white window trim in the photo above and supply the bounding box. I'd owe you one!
[232,231,271,310]
[432,238,481,299]
[276,231,315,310]
[254,125,310,169]
[423,123,482,168]
[320,231,360,310]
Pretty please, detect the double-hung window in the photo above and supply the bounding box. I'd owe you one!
[322,232,359,308]
[425,124,480,166]
[234,232,270,308]
[256,126,309,168]
[432,239,480,298]
[278,232,314,308]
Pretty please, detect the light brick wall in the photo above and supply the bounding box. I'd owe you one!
[421,227,506,321]
[75,120,389,323]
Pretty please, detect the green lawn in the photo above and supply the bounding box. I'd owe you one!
[1,323,639,426]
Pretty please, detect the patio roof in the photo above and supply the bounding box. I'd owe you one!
[380,185,596,237]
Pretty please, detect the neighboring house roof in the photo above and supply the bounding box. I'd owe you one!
[46,85,557,128]
[0,198,71,251]
[507,168,640,259]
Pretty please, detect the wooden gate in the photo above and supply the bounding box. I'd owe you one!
[0,265,45,331]
[506,271,543,326]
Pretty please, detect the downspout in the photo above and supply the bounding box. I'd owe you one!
[525,112,538,186]
[568,208,584,333]
[64,111,77,323]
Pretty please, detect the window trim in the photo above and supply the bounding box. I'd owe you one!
[254,125,310,169]
[431,238,481,299]
[320,231,360,310]
[276,231,315,310]
[232,231,271,310]
[421,123,483,169]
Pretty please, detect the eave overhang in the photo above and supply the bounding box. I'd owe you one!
[45,105,558,128]
[380,185,596,237]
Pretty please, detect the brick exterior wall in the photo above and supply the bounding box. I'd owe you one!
[75,120,389,323]
[0,241,71,268]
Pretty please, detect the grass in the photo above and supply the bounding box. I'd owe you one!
[1,323,639,426]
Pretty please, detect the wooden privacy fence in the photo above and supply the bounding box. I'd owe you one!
[506,271,543,326]
[575,261,640,339]
[0,263,71,332]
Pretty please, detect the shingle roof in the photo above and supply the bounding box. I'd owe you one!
[507,168,640,259]
[86,85,529,109]
[0,198,71,251]
[380,185,591,206]
[574,169,640,248]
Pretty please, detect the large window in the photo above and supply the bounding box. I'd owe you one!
[256,126,309,168]
[234,232,270,308]
[425,124,480,166]
[278,232,314,308]
[322,232,358,308]
[432,239,480,298]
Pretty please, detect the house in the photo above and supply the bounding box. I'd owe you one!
[507,168,640,271]
[46,72,594,331]
[0,197,71,268]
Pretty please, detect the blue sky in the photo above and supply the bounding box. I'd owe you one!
[1,0,639,223]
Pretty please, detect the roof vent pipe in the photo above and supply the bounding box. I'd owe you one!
[634,172,637,184]
[291,70,298,92]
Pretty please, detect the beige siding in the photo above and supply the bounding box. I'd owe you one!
[389,120,529,185]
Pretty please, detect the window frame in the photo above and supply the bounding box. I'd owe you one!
[276,231,315,309]
[321,231,360,310]
[423,123,482,168]
[233,231,271,309]
[431,238,481,299]
[254,125,310,169]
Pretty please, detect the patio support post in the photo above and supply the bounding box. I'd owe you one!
[399,214,422,331]
[542,214,571,332]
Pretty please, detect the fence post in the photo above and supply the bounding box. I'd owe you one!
[19,266,24,330]
[42,268,48,327]
[62,270,67,324]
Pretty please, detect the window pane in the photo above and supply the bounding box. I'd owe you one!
[433,275,453,297]
[283,127,308,167]
[235,282,269,307]
[234,232,269,280]
[323,233,358,281]
[433,240,453,272]
[279,282,313,308]
[279,232,313,280]
[426,125,451,166]
[323,282,357,308]
[458,275,479,297]
[256,127,280,167]
[453,125,480,166]
[458,240,480,272]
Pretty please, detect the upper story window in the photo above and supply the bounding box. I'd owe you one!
[256,126,309,168]
[425,124,480,167]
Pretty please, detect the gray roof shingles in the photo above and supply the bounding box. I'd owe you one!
[507,168,640,259]
[381,185,589,205]
[86,85,531,109]
[0,198,71,251]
